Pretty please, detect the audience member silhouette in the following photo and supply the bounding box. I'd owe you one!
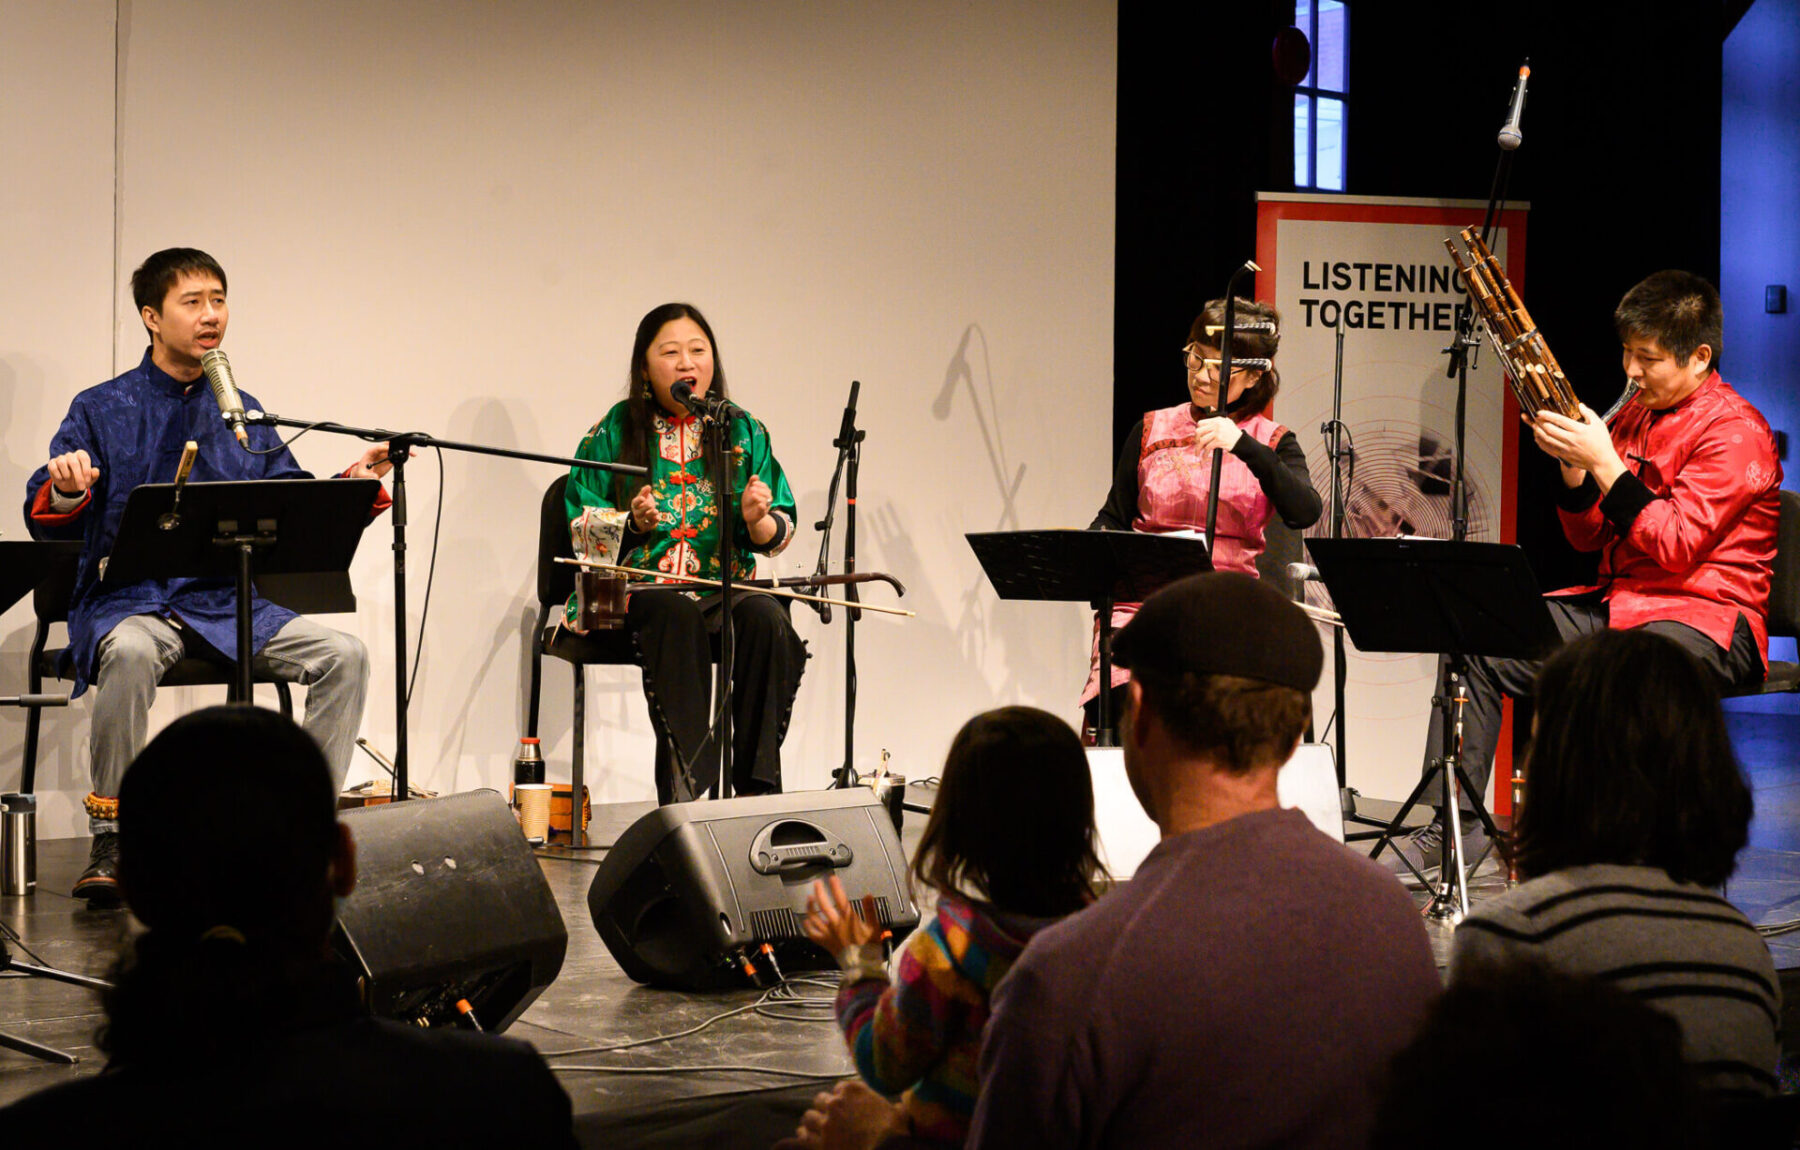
[1371,960,1705,1148]
[0,705,578,1148]
[1454,629,1780,1098]
[966,573,1441,1149]
[789,705,1106,1148]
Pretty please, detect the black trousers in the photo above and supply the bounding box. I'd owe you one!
[627,589,807,804]
[1421,596,1763,807]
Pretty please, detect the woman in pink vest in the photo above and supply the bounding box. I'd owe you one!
[1084,298,1321,726]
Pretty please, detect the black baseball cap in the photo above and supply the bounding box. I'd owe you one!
[1110,572,1323,692]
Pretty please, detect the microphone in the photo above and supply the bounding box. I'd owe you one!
[1286,562,1322,583]
[835,379,861,447]
[1497,61,1529,151]
[670,380,742,421]
[199,349,250,447]
[669,379,711,420]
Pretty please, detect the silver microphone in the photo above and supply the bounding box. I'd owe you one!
[1497,62,1529,151]
[1286,562,1322,583]
[199,349,250,447]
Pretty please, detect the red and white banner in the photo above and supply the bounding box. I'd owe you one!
[1255,192,1529,812]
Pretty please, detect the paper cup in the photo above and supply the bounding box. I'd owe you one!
[514,783,553,843]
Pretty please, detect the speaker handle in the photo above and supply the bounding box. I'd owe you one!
[748,819,855,876]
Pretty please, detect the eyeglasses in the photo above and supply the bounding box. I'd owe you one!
[1182,345,1257,375]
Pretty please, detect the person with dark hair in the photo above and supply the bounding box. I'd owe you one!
[1451,629,1780,1099]
[967,573,1438,1150]
[1372,961,1706,1149]
[1386,269,1781,880]
[1084,298,1320,726]
[563,301,805,802]
[793,706,1106,1148]
[24,247,397,903]
[0,705,577,1146]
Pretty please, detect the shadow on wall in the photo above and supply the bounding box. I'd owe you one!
[935,324,1025,532]
[931,325,1086,722]
[379,396,569,792]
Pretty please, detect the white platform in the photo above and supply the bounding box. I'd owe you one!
[1087,743,1344,878]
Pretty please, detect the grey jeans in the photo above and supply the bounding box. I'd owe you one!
[1419,598,1762,807]
[87,614,370,831]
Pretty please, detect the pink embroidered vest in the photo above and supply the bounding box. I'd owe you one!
[1081,405,1289,703]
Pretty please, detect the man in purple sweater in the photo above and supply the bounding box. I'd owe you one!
[967,573,1440,1150]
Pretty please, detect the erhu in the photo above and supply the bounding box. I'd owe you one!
[1444,227,1583,421]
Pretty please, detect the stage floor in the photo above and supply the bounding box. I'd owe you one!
[7,708,1800,1145]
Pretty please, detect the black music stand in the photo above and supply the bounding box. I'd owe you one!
[103,479,378,702]
[1306,537,1560,921]
[0,540,106,1065]
[967,529,1213,746]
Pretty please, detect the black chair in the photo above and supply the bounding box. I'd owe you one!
[20,553,295,795]
[1726,488,1800,697]
[525,475,722,821]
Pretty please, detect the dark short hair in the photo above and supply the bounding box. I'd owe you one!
[1130,670,1310,774]
[1373,960,1701,1147]
[1614,270,1722,371]
[606,301,729,504]
[1189,296,1280,417]
[912,706,1105,917]
[106,706,342,1063]
[1509,629,1752,887]
[119,704,340,949]
[131,247,228,316]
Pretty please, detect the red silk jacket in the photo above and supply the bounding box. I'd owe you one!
[1553,373,1781,665]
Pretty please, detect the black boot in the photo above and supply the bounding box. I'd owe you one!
[72,832,123,905]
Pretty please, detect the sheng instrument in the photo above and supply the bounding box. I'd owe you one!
[1444,227,1583,421]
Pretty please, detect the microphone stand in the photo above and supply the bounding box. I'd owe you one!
[1394,60,1525,918]
[814,382,864,788]
[1202,260,1262,559]
[1324,317,1350,786]
[1320,318,1387,833]
[243,412,643,806]
[705,402,739,798]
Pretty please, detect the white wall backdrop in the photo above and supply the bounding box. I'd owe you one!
[2,1,1117,836]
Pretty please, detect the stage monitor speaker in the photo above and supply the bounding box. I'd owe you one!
[588,788,920,991]
[334,789,567,1031]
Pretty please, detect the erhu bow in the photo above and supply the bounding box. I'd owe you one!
[555,557,915,618]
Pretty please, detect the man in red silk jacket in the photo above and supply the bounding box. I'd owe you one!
[1386,270,1781,881]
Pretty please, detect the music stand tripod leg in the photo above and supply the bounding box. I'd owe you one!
[0,940,111,1065]
[1095,599,1117,747]
[1424,664,1499,921]
[1371,756,1441,888]
[1427,741,1471,922]
[0,1028,78,1065]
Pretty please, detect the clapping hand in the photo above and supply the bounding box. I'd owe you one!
[741,473,773,527]
[802,875,879,957]
[629,485,659,531]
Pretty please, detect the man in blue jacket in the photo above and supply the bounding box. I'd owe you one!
[26,247,394,902]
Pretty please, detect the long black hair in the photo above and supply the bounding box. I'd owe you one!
[606,302,729,505]
[911,706,1106,918]
[1509,629,1752,887]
